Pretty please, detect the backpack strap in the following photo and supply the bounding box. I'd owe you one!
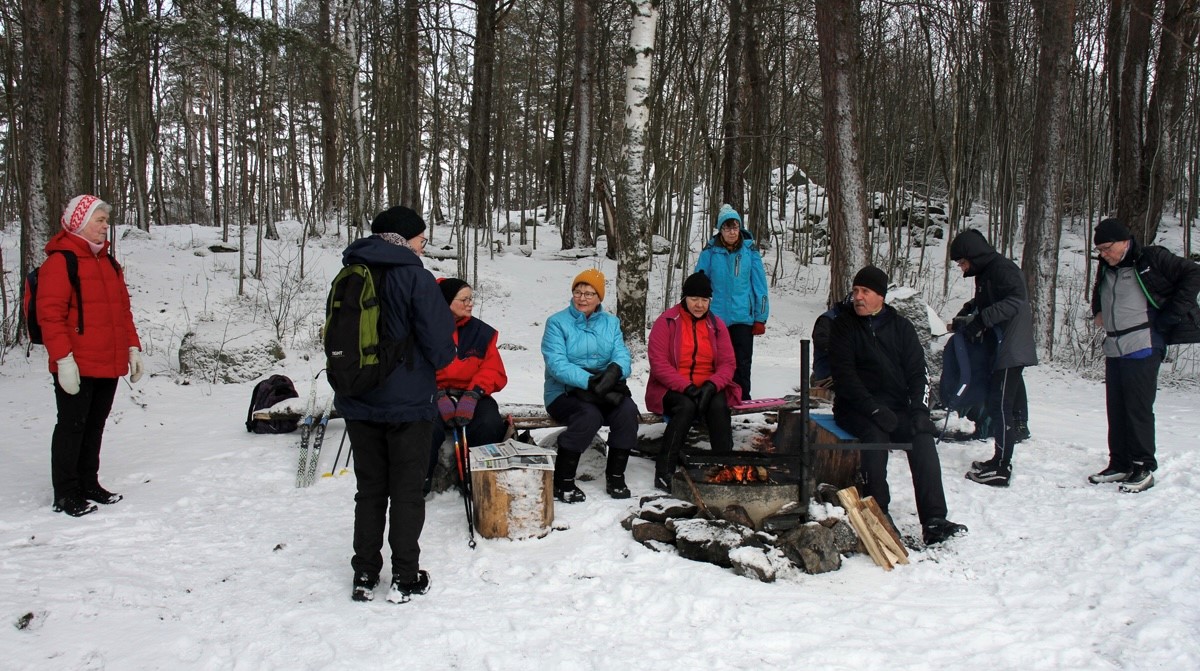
[47,250,85,335]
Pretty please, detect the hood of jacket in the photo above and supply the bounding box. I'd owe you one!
[950,229,998,276]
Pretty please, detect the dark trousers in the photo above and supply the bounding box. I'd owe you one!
[657,390,732,477]
[986,366,1024,466]
[429,394,508,480]
[726,323,754,400]
[346,419,432,580]
[1105,353,1161,471]
[835,408,949,525]
[1012,374,1028,424]
[51,375,118,499]
[546,393,639,455]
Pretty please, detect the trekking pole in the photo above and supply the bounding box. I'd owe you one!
[454,426,477,549]
[326,427,349,478]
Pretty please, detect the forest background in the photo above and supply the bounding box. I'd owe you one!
[1,0,1198,362]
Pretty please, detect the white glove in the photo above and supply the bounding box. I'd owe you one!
[129,347,144,383]
[57,354,81,395]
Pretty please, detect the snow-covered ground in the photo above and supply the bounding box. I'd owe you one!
[2,217,1198,669]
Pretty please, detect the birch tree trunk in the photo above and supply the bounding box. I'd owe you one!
[815,0,870,302]
[615,0,659,348]
[1021,0,1075,357]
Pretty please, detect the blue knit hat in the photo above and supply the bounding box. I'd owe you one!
[716,204,742,231]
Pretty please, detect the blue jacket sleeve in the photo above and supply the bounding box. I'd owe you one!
[749,249,770,323]
[541,314,592,390]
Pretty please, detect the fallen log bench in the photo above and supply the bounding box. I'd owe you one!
[253,396,810,431]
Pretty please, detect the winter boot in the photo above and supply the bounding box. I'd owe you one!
[387,569,431,604]
[1119,465,1154,493]
[554,449,586,503]
[966,462,1011,487]
[351,571,379,602]
[922,518,968,545]
[605,448,631,499]
[82,484,122,505]
[1014,420,1032,443]
[1087,465,1131,484]
[53,493,98,517]
[970,450,1002,474]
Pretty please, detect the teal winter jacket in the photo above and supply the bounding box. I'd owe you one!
[541,302,632,407]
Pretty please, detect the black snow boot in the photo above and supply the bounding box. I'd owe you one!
[387,569,431,604]
[82,484,123,505]
[351,571,379,602]
[53,493,98,518]
[605,449,631,499]
[554,449,586,503]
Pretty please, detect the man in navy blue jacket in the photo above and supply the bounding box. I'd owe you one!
[335,206,455,603]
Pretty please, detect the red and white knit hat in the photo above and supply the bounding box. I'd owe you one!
[62,195,106,235]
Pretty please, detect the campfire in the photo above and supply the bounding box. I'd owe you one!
[703,464,771,485]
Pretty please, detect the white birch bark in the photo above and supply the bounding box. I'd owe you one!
[615,0,660,347]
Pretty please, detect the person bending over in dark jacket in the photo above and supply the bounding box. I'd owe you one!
[1088,218,1200,493]
[335,206,456,604]
[949,229,1038,487]
[645,271,741,491]
[830,266,967,546]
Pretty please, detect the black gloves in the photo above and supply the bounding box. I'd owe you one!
[592,363,623,395]
[871,406,898,433]
[695,381,717,412]
[951,315,973,333]
[911,410,939,436]
[1155,312,1182,336]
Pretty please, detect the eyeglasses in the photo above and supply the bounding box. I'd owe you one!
[1094,242,1117,253]
[413,236,428,247]
[721,223,740,230]
[454,296,475,305]
[572,290,599,300]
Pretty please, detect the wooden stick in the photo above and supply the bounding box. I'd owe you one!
[678,468,715,520]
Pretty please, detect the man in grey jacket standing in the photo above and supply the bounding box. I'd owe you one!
[950,229,1038,487]
[1089,218,1200,493]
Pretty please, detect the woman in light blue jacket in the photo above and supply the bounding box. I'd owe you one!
[541,268,638,503]
[694,204,770,400]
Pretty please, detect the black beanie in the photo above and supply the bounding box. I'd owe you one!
[1094,218,1132,246]
[681,271,713,299]
[852,265,889,298]
[371,205,426,239]
[438,277,469,305]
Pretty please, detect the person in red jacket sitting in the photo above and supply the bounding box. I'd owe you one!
[429,278,509,491]
[645,272,741,491]
[36,195,144,517]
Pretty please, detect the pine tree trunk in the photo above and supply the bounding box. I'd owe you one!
[815,0,870,302]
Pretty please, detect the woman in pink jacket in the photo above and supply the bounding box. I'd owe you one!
[645,272,741,490]
[36,195,143,517]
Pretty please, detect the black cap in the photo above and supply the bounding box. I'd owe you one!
[371,205,426,239]
[681,271,713,299]
[1094,218,1133,246]
[438,277,469,305]
[852,265,889,298]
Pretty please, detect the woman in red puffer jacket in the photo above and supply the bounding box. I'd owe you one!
[426,278,509,492]
[35,195,143,517]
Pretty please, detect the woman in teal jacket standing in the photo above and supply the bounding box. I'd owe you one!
[695,204,770,400]
[541,269,637,503]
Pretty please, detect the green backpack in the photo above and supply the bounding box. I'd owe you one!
[323,264,404,397]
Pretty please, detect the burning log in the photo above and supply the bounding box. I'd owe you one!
[703,464,770,484]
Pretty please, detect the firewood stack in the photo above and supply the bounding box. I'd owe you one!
[836,486,909,570]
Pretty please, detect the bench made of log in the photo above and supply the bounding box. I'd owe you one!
[253,396,809,431]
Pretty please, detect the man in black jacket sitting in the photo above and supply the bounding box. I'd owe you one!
[830,266,967,545]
